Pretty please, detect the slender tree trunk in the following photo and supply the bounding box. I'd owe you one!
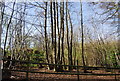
[50,1,54,51]
[57,2,61,65]
[0,1,4,49]
[66,2,71,70]
[60,2,65,70]
[50,1,54,70]
[68,10,73,70]
[3,2,15,57]
[62,2,65,69]
[0,2,5,71]
[56,2,62,71]
[44,2,49,65]
[0,2,4,48]
[80,1,87,73]
[116,2,120,65]
[73,43,77,69]
[53,2,57,71]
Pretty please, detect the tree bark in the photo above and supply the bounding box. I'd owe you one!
[56,2,61,71]
[60,2,65,70]
[44,2,49,65]
[0,2,5,71]
[80,1,87,73]
[53,2,57,71]
[66,2,71,70]
[68,10,73,70]
[50,1,54,70]
[57,2,61,65]
[3,2,15,57]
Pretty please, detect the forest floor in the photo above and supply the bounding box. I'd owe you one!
[2,67,120,81]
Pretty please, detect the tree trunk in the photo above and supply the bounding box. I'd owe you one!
[60,2,65,70]
[73,43,77,69]
[68,10,73,70]
[57,2,61,65]
[50,1,54,70]
[0,2,5,71]
[44,2,49,66]
[56,2,62,71]
[53,2,57,71]
[3,2,15,57]
[66,2,70,70]
[80,1,87,73]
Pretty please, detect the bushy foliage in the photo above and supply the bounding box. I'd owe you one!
[30,49,45,63]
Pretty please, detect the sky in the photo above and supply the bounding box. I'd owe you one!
[1,2,118,48]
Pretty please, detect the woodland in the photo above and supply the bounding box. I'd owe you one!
[0,1,120,81]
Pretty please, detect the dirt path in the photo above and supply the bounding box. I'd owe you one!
[2,68,120,81]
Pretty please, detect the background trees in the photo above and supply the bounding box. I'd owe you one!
[1,1,119,71]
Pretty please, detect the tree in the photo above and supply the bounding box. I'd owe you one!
[60,2,65,69]
[90,2,120,67]
[0,1,4,50]
[68,9,73,70]
[56,2,61,67]
[53,2,57,71]
[50,1,54,70]
[66,2,70,70]
[0,1,5,70]
[118,2,120,55]
[44,2,49,65]
[80,1,87,73]
[3,2,15,57]
[91,2,118,23]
